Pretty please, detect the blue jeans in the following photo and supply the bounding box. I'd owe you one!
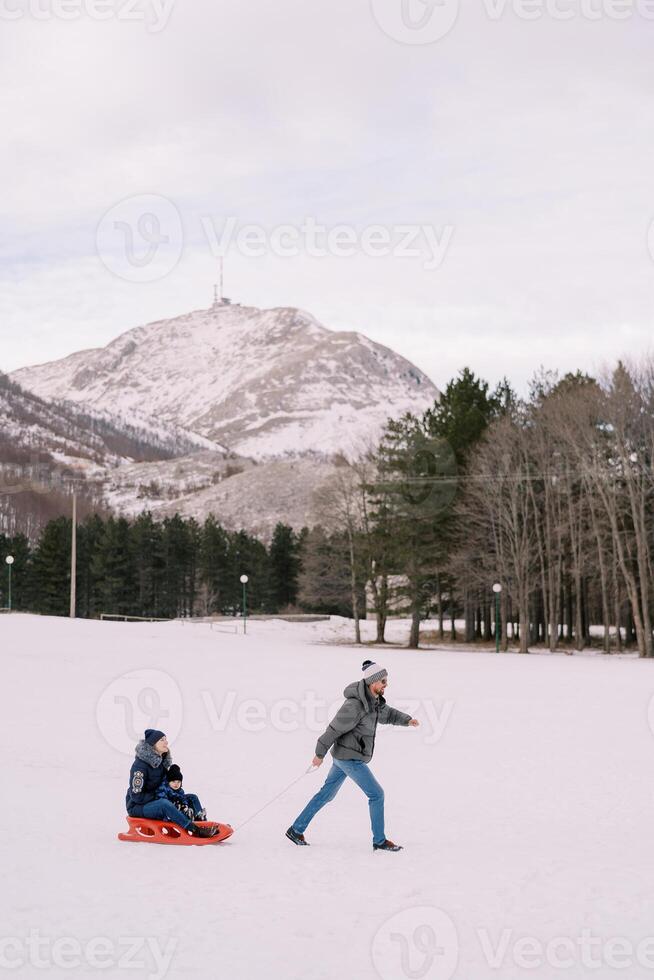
[184,794,204,817]
[141,799,193,830]
[292,759,386,845]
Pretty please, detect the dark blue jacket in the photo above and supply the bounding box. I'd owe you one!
[156,783,187,806]
[125,740,173,816]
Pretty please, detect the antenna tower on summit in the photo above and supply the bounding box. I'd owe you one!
[212,257,231,308]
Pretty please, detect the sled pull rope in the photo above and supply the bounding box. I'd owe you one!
[234,765,318,832]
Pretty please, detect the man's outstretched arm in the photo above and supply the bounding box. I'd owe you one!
[378,703,419,726]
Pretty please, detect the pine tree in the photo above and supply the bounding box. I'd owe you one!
[268,523,300,611]
[30,517,72,616]
[422,369,512,643]
[423,367,504,464]
[76,514,105,618]
[199,515,232,615]
[373,414,454,646]
[161,515,193,618]
[92,516,137,617]
[230,529,271,614]
[131,512,165,617]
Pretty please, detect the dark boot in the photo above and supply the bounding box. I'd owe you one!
[373,839,403,852]
[188,822,219,839]
[285,826,309,846]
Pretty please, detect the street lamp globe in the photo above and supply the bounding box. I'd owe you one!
[240,574,249,584]
[492,582,502,593]
[5,556,14,566]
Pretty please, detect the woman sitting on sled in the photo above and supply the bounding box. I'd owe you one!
[125,729,219,839]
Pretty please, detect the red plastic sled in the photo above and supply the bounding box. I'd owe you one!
[118,817,234,846]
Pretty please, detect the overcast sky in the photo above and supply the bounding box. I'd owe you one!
[2,0,654,393]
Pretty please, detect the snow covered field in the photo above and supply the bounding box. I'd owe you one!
[4,613,654,980]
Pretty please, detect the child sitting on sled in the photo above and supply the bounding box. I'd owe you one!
[125,729,219,838]
[156,764,207,822]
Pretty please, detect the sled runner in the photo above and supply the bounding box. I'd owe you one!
[118,817,233,846]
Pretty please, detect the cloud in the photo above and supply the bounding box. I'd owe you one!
[2,0,654,393]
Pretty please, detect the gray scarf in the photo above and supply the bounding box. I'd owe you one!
[134,739,173,770]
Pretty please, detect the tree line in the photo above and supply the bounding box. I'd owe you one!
[0,516,304,619]
[309,361,654,654]
[3,360,654,653]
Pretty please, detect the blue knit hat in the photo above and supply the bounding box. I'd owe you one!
[144,729,166,746]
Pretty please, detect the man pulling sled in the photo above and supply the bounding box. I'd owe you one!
[286,660,420,851]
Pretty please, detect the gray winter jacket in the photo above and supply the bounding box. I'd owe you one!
[315,680,412,763]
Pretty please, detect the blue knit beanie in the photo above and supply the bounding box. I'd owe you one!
[145,729,166,746]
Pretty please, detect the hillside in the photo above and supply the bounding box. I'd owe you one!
[12,303,439,460]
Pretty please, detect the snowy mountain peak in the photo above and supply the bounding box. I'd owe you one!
[11,303,439,460]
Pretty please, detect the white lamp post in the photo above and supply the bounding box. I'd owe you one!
[492,583,502,652]
[5,555,14,612]
[240,575,249,634]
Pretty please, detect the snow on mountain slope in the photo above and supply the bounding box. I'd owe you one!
[102,449,256,517]
[0,373,112,469]
[12,304,439,460]
[0,373,223,471]
[113,456,343,539]
[5,613,654,980]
